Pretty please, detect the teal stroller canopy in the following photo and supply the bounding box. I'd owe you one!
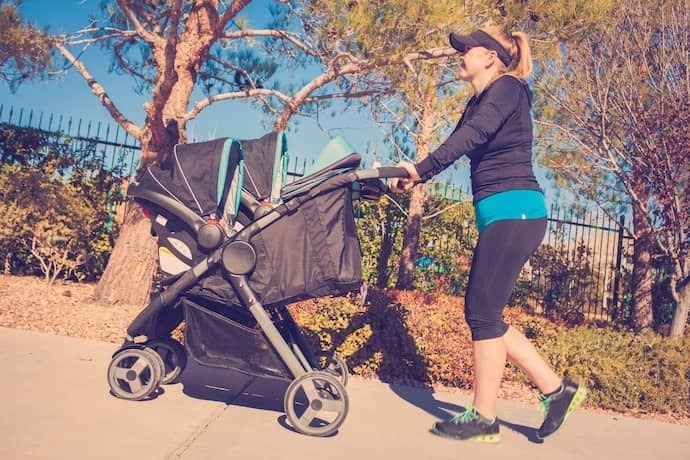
[138,132,359,225]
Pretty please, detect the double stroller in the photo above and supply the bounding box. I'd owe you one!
[106,131,406,436]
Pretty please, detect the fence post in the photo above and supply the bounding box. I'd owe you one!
[611,214,626,322]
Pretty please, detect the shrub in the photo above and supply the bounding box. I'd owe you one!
[355,192,476,295]
[290,289,552,389]
[0,162,116,282]
[290,288,690,417]
[528,240,599,323]
[539,326,690,416]
[0,127,122,281]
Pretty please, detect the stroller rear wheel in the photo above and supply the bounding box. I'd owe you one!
[107,347,163,400]
[146,338,187,384]
[284,371,349,437]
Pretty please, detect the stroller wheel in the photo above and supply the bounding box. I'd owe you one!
[141,346,166,381]
[146,338,187,384]
[107,348,162,400]
[319,352,349,387]
[284,371,349,437]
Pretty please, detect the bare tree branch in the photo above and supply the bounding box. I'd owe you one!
[55,42,143,140]
[115,0,164,49]
[223,29,319,56]
[184,88,292,122]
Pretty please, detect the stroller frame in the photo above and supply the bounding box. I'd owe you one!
[107,147,407,436]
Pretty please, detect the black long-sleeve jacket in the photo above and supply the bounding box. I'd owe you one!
[414,75,542,202]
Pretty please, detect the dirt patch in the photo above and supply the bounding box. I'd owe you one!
[0,275,141,343]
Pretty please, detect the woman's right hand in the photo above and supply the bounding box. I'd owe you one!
[389,161,421,193]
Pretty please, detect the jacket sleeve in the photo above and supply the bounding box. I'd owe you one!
[414,76,522,181]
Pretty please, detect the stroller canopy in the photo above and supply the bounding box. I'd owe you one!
[139,137,244,223]
[241,131,288,204]
[137,131,362,226]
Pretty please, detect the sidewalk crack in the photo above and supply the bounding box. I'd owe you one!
[165,377,257,459]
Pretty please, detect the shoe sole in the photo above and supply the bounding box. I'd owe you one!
[536,385,588,440]
[430,425,501,444]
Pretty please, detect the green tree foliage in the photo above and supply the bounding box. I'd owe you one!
[0,0,54,90]
[356,190,476,294]
[0,125,121,282]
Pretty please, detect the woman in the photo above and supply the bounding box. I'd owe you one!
[390,26,587,443]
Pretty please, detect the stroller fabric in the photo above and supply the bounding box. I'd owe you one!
[134,132,364,336]
[137,137,244,277]
[240,131,288,204]
[192,134,363,308]
[139,137,244,224]
[191,178,362,308]
[182,296,291,378]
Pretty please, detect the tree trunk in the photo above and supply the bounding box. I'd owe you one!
[394,89,435,290]
[93,201,158,306]
[631,203,653,331]
[375,218,394,288]
[669,280,689,338]
[395,186,427,289]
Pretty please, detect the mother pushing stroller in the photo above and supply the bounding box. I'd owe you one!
[390,26,587,443]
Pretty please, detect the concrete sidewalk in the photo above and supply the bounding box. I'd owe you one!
[1,326,688,460]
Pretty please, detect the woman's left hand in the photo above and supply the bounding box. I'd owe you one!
[389,161,421,193]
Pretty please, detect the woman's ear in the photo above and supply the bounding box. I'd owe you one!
[485,50,497,68]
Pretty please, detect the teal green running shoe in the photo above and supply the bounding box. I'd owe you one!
[537,379,587,440]
[431,407,501,443]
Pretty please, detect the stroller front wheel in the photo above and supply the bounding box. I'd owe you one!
[284,371,349,437]
[107,347,163,400]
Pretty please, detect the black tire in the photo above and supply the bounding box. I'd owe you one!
[107,348,162,400]
[284,371,349,437]
[146,338,187,384]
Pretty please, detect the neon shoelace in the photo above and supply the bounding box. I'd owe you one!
[450,408,479,425]
[539,395,552,414]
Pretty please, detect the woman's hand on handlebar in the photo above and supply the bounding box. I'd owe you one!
[389,161,421,193]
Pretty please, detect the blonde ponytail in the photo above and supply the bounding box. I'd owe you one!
[482,25,533,79]
[508,31,532,79]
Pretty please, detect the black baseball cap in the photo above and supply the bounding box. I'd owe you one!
[449,30,512,66]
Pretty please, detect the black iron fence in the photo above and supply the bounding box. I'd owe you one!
[0,105,636,322]
[0,105,141,177]
[530,205,634,322]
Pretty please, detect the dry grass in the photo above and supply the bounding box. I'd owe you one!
[0,274,140,343]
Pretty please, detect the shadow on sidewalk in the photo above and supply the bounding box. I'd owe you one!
[499,418,542,443]
[178,359,287,412]
[388,383,540,442]
[388,383,466,421]
[177,359,340,436]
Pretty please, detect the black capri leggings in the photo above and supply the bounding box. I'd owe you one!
[464,218,547,341]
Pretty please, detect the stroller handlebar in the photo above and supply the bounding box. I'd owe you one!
[355,167,410,180]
